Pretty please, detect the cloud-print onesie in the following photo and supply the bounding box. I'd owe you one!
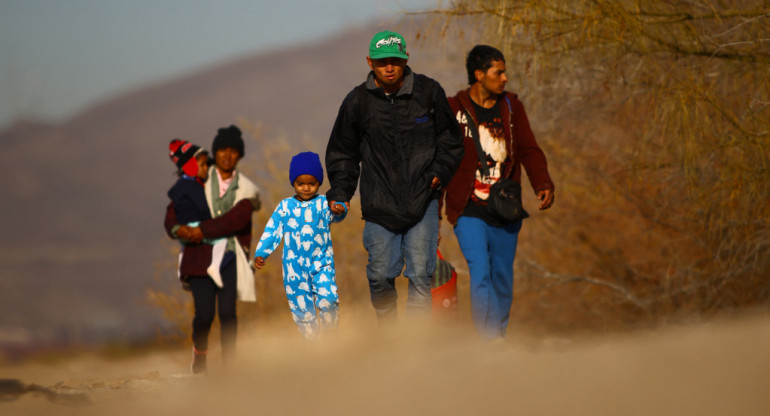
[254,194,346,339]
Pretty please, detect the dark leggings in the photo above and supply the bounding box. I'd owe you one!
[187,257,237,358]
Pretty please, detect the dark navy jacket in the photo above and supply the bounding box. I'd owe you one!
[325,67,463,233]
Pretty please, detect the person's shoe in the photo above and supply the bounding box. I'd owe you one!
[191,347,208,374]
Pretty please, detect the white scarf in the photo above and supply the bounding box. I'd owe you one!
[204,167,260,302]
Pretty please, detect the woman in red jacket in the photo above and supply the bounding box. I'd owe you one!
[165,125,260,373]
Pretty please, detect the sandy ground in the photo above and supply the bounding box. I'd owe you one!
[2,313,770,416]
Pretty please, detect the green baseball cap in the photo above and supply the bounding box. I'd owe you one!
[368,30,408,60]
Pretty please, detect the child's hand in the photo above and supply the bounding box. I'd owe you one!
[330,200,349,215]
[254,256,266,269]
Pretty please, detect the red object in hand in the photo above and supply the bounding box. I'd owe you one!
[432,250,458,317]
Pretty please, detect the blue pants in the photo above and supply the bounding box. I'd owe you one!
[362,199,439,320]
[283,264,339,339]
[454,216,522,338]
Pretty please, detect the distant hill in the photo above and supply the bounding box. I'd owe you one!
[0,22,466,350]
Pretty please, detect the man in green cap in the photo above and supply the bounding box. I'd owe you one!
[325,30,463,323]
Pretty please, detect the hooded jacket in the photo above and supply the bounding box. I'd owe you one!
[326,66,463,233]
[442,89,554,225]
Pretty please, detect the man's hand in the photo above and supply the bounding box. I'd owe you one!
[254,256,266,269]
[537,189,554,210]
[431,176,441,189]
[329,200,349,215]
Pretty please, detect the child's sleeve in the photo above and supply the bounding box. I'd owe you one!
[327,201,348,223]
[253,202,285,259]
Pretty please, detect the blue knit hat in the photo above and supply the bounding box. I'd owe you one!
[289,152,324,185]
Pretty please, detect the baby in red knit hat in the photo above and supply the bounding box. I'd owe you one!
[166,139,226,289]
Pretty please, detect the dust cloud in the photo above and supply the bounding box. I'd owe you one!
[2,313,769,416]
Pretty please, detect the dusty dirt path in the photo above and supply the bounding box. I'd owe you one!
[2,314,770,416]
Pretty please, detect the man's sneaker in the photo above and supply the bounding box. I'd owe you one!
[191,347,208,374]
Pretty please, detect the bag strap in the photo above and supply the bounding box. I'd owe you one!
[462,108,491,179]
[503,95,514,162]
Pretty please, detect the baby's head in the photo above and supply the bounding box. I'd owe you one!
[289,152,324,201]
[169,139,209,180]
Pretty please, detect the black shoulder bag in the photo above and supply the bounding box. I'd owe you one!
[463,107,529,224]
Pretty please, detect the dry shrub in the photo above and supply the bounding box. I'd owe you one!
[417,0,770,333]
[145,238,194,343]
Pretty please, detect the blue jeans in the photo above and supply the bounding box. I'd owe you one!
[454,215,522,338]
[362,199,439,320]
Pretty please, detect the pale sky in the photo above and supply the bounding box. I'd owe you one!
[0,0,439,130]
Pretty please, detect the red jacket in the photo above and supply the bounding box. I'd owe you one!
[164,198,254,277]
[442,89,554,225]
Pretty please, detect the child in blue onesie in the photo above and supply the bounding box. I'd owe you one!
[253,151,346,339]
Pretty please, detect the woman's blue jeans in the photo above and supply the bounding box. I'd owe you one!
[454,215,522,338]
[362,199,439,321]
